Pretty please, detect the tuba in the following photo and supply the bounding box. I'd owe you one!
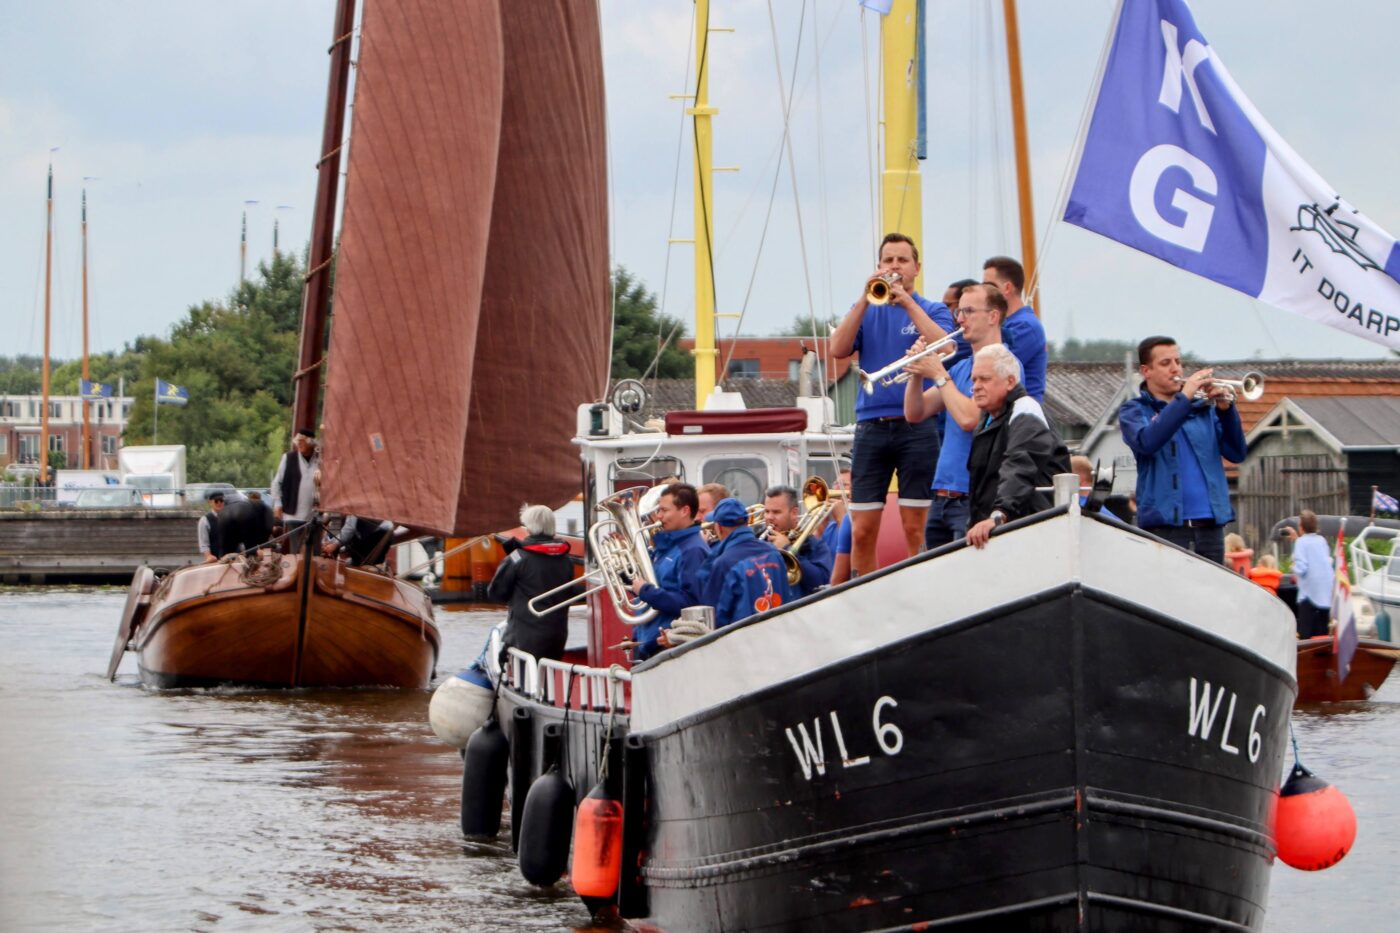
[527,485,663,625]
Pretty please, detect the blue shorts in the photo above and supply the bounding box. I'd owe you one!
[849,418,939,508]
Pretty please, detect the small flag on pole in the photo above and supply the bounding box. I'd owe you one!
[1332,529,1358,682]
[79,379,112,400]
[1373,489,1400,513]
[155,379,189,406]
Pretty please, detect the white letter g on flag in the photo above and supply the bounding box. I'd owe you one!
[1128,144,1218,253]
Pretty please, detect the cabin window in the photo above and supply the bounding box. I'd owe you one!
[702,456,769,505]
[803,456,846,488]
[727,359,760,380]
[609,456,683,495]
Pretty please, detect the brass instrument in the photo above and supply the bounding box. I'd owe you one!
[527,484,665,625]
[775,476,843,586]
[856,328,965,394]
[1174,371,1265,403]
[865,272,900,305]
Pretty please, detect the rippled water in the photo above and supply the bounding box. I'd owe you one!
[0,588,589,932]
[0,587,1394,931]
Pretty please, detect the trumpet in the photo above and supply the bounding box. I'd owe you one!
[1174,371,1264,403]
[865,272,900,305]
[701,503,765,542]
[856,328,964,394]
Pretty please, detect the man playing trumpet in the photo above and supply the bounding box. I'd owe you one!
[1119,336,1246,564]
[830,233,958,577]
[902,283,1010,547]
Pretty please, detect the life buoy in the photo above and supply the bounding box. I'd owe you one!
[460,720,509,838]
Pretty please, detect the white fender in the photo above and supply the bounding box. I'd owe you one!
[428,674,495,747]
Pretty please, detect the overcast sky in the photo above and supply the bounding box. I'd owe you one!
[3,0,1397,365]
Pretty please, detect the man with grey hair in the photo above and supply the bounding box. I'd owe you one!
[965,344,1070,548]
[487,504,578,661]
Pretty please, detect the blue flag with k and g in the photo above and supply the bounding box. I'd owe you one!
[155,379,189,406]
[1064,0,1400,350]
[79,379,112,401]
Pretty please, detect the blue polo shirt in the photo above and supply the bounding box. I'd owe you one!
[852,292,957,420]
[1002,306,1047,401]
[929,357,975,494]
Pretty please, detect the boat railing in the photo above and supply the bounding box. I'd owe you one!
[1350,526,1400,593]
[504,647,540,697]
[536,658,628,713]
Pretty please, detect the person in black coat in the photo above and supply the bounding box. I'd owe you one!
[487,504,580,662]
[217,491,275,554]
[966,344,1070,549]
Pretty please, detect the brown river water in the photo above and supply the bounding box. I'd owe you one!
[1,587,1395,931]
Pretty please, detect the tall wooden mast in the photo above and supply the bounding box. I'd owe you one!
[292,0,357,435]
[881,0,923,292]
[1002,0,1039,313]
[40,163,54,485]
[690,0,718,408]
[240,210,248,283]
[81,188,91,469]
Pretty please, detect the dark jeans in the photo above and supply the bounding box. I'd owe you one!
[1296,600,1330,639]
[850,418,940,506]
[924,495,970,549]
[1145,523,1225,564]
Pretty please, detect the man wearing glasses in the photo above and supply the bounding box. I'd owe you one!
[901,283,1013,547]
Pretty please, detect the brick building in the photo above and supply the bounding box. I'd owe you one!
[1,394,132,472]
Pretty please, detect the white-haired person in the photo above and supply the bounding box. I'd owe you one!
[487,504,579,662]
[965,344,1070,549]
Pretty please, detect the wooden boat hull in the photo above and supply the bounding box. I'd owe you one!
[130,554,440,688]
[1295,636,1398,703]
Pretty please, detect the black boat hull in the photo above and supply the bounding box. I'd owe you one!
[633,584,1292,931]
[495,513,1297,930]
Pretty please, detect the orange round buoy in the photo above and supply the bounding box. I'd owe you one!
[1274,763,1357,871]
[571,780,624,898]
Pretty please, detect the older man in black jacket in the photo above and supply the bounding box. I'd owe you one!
[966,344,1070,548]
[487,504,579,661]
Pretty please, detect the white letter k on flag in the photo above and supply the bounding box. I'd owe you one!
[1158,20,1215,134]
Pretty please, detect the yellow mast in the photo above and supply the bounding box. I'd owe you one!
[880,0,922,293]
[81,188,91,470]
[40,163,54,485]
[1002,0,1039,314]
[690,0,718,408]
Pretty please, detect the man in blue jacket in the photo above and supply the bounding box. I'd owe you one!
[699,498,794,629]
[1119,336,1247,564]
[761,484,833,597]
[628,483,708,660]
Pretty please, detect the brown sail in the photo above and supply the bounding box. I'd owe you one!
[320,0,610,536]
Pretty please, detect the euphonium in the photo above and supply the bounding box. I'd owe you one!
[527,485,662,625]
[780,476,840,586]
[865,272,900,305]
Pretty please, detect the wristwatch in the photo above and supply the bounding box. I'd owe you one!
[933,376,949,389]
[990,509,1007,527]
